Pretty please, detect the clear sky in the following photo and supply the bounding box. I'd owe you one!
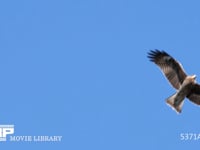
[1,0,200,149]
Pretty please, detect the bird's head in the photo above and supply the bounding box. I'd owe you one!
[188,74,197,83]
[184,75,197,85]
[191,74,197,80]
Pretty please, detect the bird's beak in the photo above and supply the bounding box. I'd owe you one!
[192,75,197,79]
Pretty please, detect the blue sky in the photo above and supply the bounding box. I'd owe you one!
[1,0,200,149]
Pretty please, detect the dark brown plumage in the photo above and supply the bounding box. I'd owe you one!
[147,50,200,113]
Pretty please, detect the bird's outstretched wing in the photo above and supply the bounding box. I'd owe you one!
[147,50,187,89]
[187,84,200,105]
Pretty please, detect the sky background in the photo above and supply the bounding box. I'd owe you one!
[1,0,200,149]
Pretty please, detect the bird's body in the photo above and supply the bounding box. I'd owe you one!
[166,75,196,113]
[147,50,200,113]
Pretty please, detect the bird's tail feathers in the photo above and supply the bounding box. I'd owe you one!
[166,93,184,114]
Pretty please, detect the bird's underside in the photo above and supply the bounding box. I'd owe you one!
[147,50,200,113]
[166,75,196,113]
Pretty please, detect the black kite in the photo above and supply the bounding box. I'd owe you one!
[148,50,200,113]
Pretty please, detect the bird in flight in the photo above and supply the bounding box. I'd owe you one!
[147,50,200,113]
